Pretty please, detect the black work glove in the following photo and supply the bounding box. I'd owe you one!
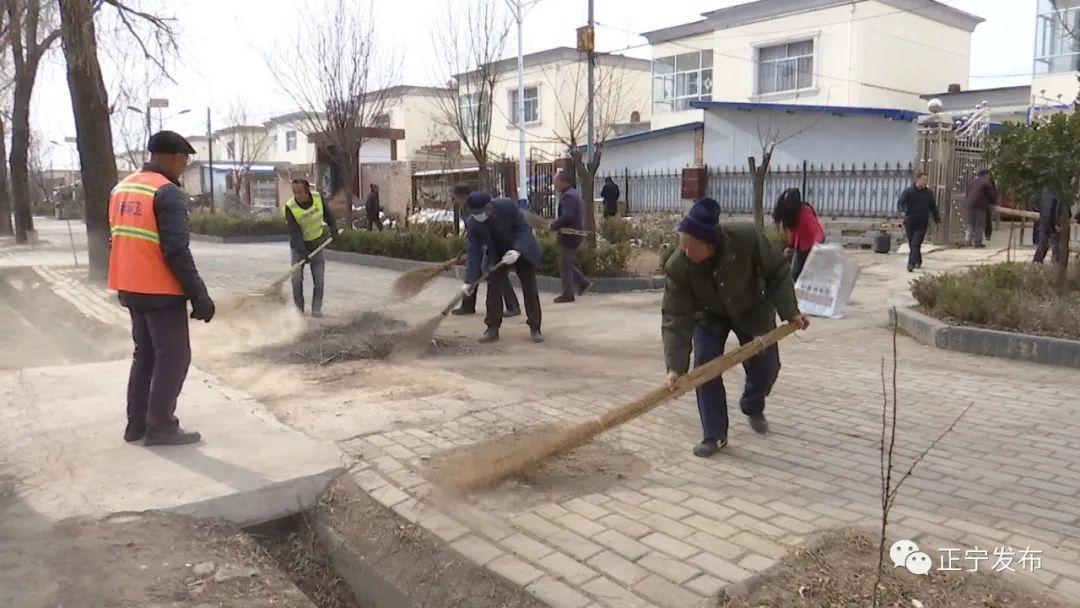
[190,293,216,323]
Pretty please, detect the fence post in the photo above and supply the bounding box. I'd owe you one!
[801,159,807,196]
[624,167,630,215]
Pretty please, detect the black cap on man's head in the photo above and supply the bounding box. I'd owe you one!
[147,131,196,155]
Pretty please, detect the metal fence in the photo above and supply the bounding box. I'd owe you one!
[597,162,914,218]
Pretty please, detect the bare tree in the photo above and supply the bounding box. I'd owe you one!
[268,0,398,227]
[220,100,269,210]
[544,57,642,244]
[0,15,15,236]
[57,0,177,281]
[6,0,62,243]
[748,113,820,230]
[430,0,510,189]
[872,314,973,608]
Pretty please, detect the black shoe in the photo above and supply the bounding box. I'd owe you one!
[479,328,500,344]
[907,265,914,273]
[144,427,202,446]
[124,421,146,443]
[451,308,476,316]
[530,328,544,343]
[505,308,521,318]
[749,415,769,435]
[553,295,575,304]
[693,437,728,458]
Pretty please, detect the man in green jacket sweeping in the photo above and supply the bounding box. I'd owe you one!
[662,197,809,457]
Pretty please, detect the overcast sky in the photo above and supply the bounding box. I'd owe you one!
[32,0,1036,167]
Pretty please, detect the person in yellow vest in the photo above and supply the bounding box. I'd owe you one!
[283,178,338,317]
[108,131,213,447]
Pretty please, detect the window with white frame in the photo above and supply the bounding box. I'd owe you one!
[652,50,713,113]
[459,92,490,134]
[1035,0,1080,74]
[508,86,539,125]
[756,40,814,96]
[285,130,297,152]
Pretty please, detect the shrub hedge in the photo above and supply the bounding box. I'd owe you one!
[330,228,635,277]
[188,212,287,237]
[911,262,1080,340]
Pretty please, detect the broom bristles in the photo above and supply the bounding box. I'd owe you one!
[390,257,460,301]
[390,313,445,361]
[432,323,798,494]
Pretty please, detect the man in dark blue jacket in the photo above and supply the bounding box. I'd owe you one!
[550,170,593,303]
[450,184,520,317]
[1033,187,1060,264]
[897,172,941,272]
[463,191,543,344]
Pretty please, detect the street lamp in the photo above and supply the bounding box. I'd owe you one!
[128,98,171,140]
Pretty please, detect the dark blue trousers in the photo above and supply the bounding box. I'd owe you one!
[694,324,781,441]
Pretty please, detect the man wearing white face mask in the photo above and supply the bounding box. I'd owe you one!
[463,190,543,343]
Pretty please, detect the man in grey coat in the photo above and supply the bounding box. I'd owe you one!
[550,170,593,303]
[1033,187,1061,264]
[463,191,543,344]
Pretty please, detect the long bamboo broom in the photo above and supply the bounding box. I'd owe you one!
[522,209,590,237]
[218,236,335,313]
[391,253,464,302]
[432,322,799,494]
[390,262,508,360]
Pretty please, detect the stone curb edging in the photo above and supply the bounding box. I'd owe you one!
[190,233,289,244]
[323,249,664,295]
[890,307,1080,369]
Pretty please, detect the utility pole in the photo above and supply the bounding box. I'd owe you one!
[586,0,595,173]
[515,0,527,209]
[206,107,215,214]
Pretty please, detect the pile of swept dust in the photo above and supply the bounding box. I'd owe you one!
[257,311,473,365]
[430,423,650,508]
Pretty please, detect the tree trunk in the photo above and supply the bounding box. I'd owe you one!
[572,150,598,248]
[58,0,117,283]
[10,71,36,243]
[749,150,773,232]
[1056,199,1072,293]
[0,118,13,236]
[340,155,358,228]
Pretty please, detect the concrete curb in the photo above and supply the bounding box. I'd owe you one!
[190,233,289,244]
[890,307,1080,368]
[323,248,664,294]
[713,529,837,605]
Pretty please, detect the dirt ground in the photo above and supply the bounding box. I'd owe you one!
[12,509,317,608]
[316,477,547,608]
[718,530,1072,608]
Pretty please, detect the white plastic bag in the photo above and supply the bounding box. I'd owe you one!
[794,244,859,318]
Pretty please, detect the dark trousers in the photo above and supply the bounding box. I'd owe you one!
[459,279,519,314]
[559,244,589,297]
[291,249,325,313]
[791,249,811,282]
[127,303,191,432]
[904,218,929,268]
[486,259,541,330]
[1034,229,1061,264]
[367,213,383,231]
[694,324,781,441]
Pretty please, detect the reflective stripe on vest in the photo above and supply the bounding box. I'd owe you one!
[284,193,326,242]
[106,171,185,296]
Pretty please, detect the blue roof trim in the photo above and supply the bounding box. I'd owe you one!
[579,122,703,151]
[690,101,922,123]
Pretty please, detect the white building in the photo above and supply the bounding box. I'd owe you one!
[263,112,321,165]
[369,85,455,161]
[455,47,652,161]
[642,0,983,130]
[1032,0,1080,111]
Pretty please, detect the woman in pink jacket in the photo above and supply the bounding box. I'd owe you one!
[772,188,825,281]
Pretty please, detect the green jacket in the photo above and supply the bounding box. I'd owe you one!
[662,223,800,374]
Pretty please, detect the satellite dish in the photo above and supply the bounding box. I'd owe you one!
[927,98,944,114]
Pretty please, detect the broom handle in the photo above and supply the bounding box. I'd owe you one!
[439,261,507,316]
[268,235,335,290]
[595,323,799,431]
